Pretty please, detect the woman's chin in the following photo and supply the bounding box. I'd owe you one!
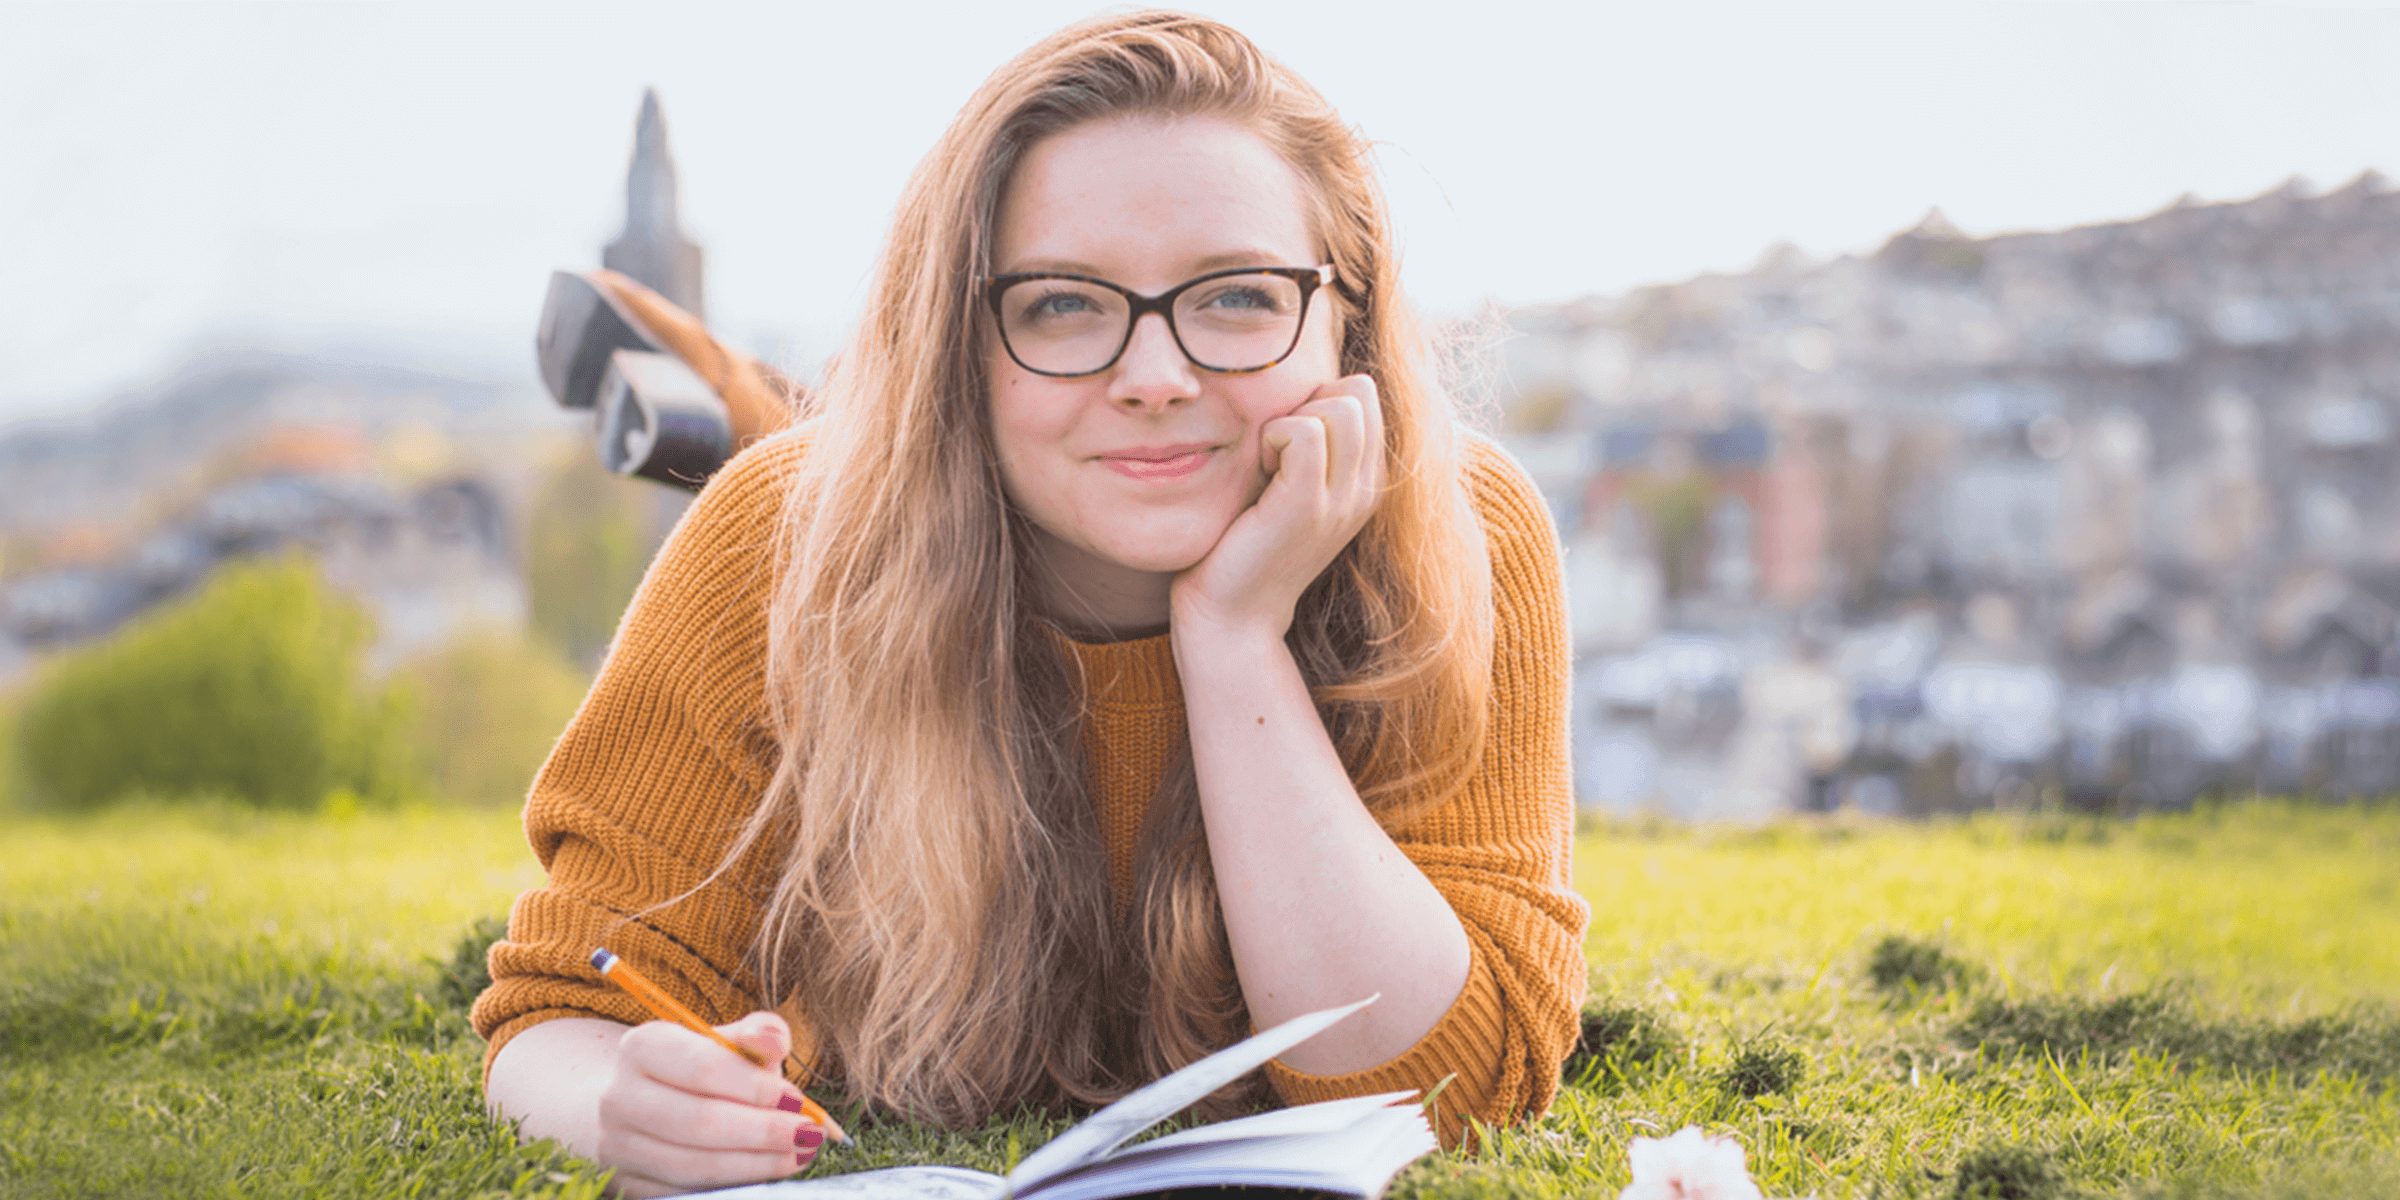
[1100,543,1211,576]
[1082,517,1233,577]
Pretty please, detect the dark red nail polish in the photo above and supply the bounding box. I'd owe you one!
[795,1126,825,1150]
[796,1148,817,1169]
[775,1094,806,1115]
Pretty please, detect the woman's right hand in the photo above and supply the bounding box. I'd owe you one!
[488,1012,825,1199]
[598,1011,826,1197]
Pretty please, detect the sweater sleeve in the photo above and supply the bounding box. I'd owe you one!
[470,434,812,1083]
[1261,431,1591,1146]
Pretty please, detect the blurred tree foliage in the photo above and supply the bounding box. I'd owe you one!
[0,690,23,811]
[13,560,409,811]
[1626,474,1714,598]
[524,453,662,670]
[390,628,587,807]
[1502,385,1573,435]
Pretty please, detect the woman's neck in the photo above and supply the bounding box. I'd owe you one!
[1025,526,1174,642]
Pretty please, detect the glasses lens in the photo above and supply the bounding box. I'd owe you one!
[997,278,1130,375]
[1173,272,1307,372]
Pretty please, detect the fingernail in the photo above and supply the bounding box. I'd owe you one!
[775,1094,806,1115]
[796,1147,818,1169]
[795,1126,825,1150]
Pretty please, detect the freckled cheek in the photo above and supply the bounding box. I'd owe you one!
[991,393,1079,501]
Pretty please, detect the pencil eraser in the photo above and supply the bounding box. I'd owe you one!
[590,948,617,973]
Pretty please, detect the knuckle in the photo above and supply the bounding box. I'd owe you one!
[642,1141,716,1188]
[701,1095,785,1153]
[707,1098,791,1152]
[593,1123,631,1162]
[627,1022,704,1072]
[597,1085,635,1126]
[765,1115,807,1153]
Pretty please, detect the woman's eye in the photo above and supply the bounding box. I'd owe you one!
[1025,291,1094,320]
[1198,286,1279,312]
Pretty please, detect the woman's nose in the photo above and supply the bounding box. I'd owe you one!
[1110,313,1200,409]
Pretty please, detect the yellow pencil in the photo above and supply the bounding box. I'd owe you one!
[589,947,850,1144]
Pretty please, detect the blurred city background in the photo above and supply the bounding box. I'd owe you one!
[5,2,2399,819]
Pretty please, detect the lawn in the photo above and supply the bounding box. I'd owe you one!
[1,800,2395,1198]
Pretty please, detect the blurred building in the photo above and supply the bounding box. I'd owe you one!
[0,353,558,680]
[0,90,707,685]
[1509,173,2400,815]
[604,88,707,319]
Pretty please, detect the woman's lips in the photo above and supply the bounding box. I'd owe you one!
[1099,446,1214,480]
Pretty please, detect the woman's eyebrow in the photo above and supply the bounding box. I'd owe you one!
[1188,248,1301,272]
[998,248,1307,281]
[1003,257,1109,276]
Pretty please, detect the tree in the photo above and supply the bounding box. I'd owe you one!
[15,559,407,810]
[523,452,665,669]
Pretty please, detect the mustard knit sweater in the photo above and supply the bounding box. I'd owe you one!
[472,428,1590,1145]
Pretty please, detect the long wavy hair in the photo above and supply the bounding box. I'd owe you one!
[725,10,1493,1126]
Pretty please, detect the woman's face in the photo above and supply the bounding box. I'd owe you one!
[988,114,1343,631]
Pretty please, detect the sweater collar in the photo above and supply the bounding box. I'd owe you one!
[1042,623,1182,707]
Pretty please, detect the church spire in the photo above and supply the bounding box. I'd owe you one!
[603,88,706,319]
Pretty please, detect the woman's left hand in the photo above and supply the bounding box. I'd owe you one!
[1171,374,1385,642]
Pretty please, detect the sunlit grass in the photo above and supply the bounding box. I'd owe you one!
[2,800,2395,1198]
[1574,803,2400,1011]
[0,801,539,996]
[0,803,580,1198]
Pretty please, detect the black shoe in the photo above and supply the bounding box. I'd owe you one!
[536,270,662,410]
[595,350,733,490]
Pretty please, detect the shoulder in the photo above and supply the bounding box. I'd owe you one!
[609,424,816,664]
[1454,427,1563,571]
[635,424,816,581]
[684,423,816,535]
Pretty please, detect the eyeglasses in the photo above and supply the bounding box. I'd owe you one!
[984,264,1334,378]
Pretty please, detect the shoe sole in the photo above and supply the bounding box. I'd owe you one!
[597,350,732,490]
[536,271,661,409]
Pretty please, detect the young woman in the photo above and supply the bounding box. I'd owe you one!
[477,12,1589,1197]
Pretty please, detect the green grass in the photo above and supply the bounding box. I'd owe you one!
[2,801,2396,1197]
[0,802,601,1198]
[1515,804,2400,1199]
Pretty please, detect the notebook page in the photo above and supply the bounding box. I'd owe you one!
[1005,995,1376,1192]
[1127,1090,1420,1154]
[1028,1105,1435,1200]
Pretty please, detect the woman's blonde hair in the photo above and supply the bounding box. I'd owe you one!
[729,9,1492,1126]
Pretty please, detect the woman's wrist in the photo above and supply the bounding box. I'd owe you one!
[1167,604,1292,679]
[486,1017,629,1157]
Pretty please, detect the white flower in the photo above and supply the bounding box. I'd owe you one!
[1618,1125,1766,1200]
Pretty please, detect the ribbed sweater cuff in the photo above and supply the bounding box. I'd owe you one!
[1262,939,1504,1148]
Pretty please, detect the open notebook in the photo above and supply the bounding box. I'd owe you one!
[689,997,1437,1200]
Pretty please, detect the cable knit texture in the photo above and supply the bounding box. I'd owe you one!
[472,426,1589,1147]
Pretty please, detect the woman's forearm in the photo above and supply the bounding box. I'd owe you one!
[1174,622,1472,1077]
[486,1011,817,1198]
[486,1017,630,1159]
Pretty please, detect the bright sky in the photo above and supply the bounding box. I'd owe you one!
[3,1,2396,422]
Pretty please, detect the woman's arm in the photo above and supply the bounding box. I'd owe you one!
[473,435,831,1190]
[1174,628,1474,1074]
[488,1014,824,1199]
[1175,390,1588,1136]
[1169,374,1470,1074]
